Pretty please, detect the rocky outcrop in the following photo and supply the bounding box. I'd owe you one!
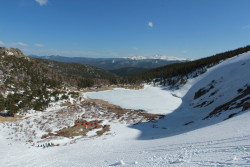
[0,47,26,58]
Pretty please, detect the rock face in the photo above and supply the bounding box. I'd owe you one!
[0,47,26,57]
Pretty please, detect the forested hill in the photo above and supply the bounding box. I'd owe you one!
[0,47,115,116]
[110,67,149,77]
[35,58,117,79]
[128,46,250,88]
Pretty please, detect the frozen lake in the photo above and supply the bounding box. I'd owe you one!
[85,85,182,114]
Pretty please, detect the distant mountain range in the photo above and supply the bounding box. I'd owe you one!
[122,55,187,61]
[29,55,188,70]
[29,55,188,76]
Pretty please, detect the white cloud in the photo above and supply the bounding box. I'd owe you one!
[34,43,44,47]
[17,42,28,47]
[0,41,5,46]
[12,42,28,47]
[35,0,48,6]
[147,22,154,28]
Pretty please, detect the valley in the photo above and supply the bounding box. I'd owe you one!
[1,1,250,166]
[0,46,250,166]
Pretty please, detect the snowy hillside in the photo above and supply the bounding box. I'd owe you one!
[1,51,250,167]
[87,51,250,139]
[181,52,250,120]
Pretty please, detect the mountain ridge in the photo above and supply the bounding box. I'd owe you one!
[29,55,186,71]
[128,45,250,86]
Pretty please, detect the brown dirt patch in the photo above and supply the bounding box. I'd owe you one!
[85,98,163,121]
[60,102,73,107]
[96,125,110,136]
[41,119,109,139]
[82,84,143,93]
[0,115,22,122]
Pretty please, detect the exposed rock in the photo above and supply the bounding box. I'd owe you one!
[0,47,27,58]
[242,101,250,111]
[0,70,3,80]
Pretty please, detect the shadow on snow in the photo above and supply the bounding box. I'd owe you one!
[128,85,248,140]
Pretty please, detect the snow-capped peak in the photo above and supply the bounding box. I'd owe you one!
[123,55,187,61]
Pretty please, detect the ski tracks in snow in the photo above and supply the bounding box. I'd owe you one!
[106,135,250,167]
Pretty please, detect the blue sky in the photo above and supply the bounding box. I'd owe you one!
[0,0,250,59]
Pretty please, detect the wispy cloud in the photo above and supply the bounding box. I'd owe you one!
[0,40,5,46]
[242,25,250,30]
[34,43,44,47]
[12,42,28,47]
[147,22,154,28]
[35,0,48,6]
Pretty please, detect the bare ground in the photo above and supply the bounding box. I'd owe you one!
[0,115,22,122]
[40,99,162,140]
[0,87,162,145]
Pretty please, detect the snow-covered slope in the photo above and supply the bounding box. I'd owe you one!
[1,52,250,167]
[181,51,250,120]
[88,51,250,121]
[86,52,250,139]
